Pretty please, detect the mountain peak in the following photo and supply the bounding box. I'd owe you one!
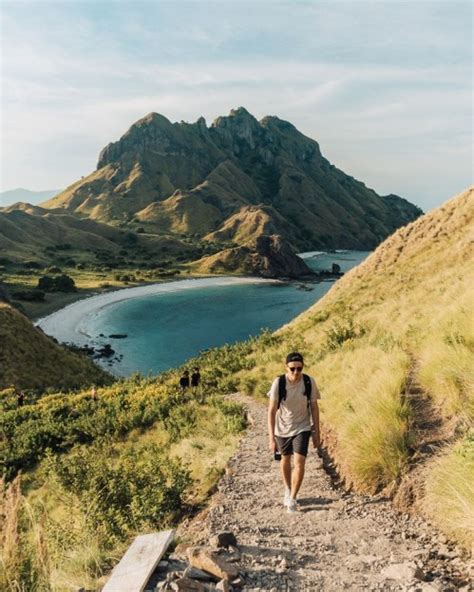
[229,106,253,118]
[137,112,172,128]
[48,108,422,255]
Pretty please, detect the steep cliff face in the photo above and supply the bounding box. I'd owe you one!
[40,108,422,277]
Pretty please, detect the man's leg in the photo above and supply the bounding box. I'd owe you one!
[280,454,292,491]
[290,453,306,499]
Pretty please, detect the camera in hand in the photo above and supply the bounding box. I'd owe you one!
[274,451,281,461]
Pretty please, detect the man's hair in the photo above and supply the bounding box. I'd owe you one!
[286,352,304,364]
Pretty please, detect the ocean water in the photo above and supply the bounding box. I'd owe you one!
[84,251,370,376]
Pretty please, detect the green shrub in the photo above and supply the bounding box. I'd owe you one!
[164,404,198,443]
[37,274,76,293]
[209,397,247,434]
[44,442,191,546]
[324,318,365,351]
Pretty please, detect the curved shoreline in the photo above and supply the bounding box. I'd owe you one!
[36,276,278,346]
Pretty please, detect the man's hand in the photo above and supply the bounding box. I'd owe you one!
[268,437,277,452]
[312,432,321,449]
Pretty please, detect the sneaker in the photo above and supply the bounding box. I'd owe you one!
[287,498,298,514]
[283,488,291,507]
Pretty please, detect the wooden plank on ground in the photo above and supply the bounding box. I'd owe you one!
[102,529,175,592]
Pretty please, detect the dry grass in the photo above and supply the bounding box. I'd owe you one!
[0,478,22,591]
[417,293,474,421]
[423,435,474,550]
[0,477,52,592]
[316,347,411,491]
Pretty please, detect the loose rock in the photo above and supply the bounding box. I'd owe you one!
[186,547,239,581]
[381,562,425,581]
[209,532,238,549]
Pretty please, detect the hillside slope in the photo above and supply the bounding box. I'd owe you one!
[0,303,112,390]
[239,187,473,546]
[0,206,199,264]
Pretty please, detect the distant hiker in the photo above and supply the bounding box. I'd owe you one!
[179,370,190,391]
[91,386,98,401]
[268,352,321,513]
[16,389,25,407]
[191,367,202,401]
[191,367,201,389]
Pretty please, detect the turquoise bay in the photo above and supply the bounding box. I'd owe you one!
[39,251,370,376]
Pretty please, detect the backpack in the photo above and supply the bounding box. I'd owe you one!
[277,374,312,410]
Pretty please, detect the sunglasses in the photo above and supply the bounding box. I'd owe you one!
[288,366,303,373]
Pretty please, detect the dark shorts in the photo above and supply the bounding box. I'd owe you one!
[275,431,311,457]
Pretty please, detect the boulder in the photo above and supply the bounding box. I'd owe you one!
[209,532,238,549]
[381,562,425,581]
[186,546,239,581]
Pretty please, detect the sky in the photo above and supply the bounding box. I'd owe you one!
[0,0,472,211]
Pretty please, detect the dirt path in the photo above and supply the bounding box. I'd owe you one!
[175,394,472,592]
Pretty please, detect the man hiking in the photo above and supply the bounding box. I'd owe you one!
[268,352,321,513]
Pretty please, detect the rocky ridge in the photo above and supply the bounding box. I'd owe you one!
[41,108,422,278]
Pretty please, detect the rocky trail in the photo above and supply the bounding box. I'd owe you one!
[150,395,472,592]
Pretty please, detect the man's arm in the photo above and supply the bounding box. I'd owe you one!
[310,400,321,448]
[268,398,278,452]
[310,377,322,449]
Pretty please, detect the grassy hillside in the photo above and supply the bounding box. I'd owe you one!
[236,187,473,547]
[1,188,471,591]
[0,206,199,265]
[0,337,259,590]
[0,303,112,390]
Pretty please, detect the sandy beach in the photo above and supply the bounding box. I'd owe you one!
[36,276,276,346]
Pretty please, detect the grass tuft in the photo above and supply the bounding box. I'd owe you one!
[424,434,474,550]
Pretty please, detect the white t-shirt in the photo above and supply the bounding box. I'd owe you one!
[269,375,320,438]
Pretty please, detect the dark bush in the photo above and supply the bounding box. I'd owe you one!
[0,283,10,302]
[124,232,138,245]
[37,274,76,292]
[22,261,44,270]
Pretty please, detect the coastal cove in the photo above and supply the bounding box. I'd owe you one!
[37,251,370,376]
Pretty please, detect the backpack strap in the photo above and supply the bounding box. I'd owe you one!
[277,374,312,410]
[277,374,286,409]
[302,374,312,399]
[303,374,312,408]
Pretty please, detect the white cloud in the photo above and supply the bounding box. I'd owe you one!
[0,1,471,208]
